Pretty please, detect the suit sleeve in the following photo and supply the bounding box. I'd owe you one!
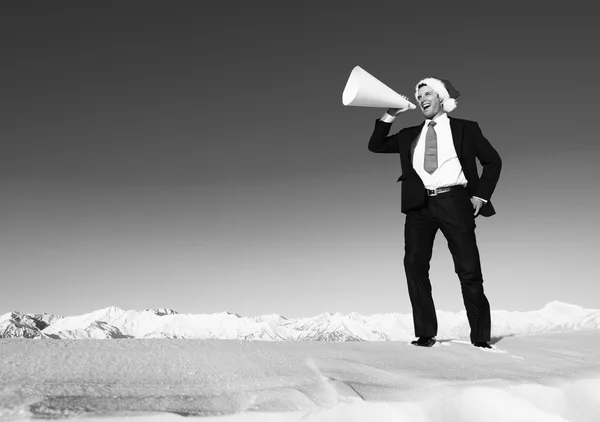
[368,119,402,154]
[472,122,502,201]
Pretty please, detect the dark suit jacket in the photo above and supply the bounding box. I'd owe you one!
[368,117,502,217]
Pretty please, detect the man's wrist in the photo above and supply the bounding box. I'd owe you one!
[380,113,396,123]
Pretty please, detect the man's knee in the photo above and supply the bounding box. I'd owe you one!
[404,250,430,270]
[457,269,484,287]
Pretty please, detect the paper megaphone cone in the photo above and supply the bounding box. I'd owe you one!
[342,66,416,110]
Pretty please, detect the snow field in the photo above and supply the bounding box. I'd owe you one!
[1,330,600,421]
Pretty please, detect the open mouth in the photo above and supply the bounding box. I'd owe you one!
[422,103,431,110]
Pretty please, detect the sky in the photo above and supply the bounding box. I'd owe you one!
[2,2,599,318]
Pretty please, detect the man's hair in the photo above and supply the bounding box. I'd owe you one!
[417,83,437,94]
[416,83,438,99]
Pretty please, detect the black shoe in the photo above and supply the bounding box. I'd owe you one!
[411,336,436,347]
[472,341,492,349]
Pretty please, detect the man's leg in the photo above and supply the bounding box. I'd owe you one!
[404,207,439,338]
[436,190,491,343]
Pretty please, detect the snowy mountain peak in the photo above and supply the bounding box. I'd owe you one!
[0,312,54,339]
[101,306,126,313]
[0,311,20,323]
[543,301,585,311]
[145,308,178,316]
[309,312,342,321]
[1,301,599,341]
[253,314,288,322]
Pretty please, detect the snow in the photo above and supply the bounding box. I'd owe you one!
[1,330,599,422]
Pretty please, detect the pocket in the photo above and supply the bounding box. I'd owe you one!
[462,195,477,227]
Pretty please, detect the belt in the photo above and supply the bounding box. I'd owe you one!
[426,185,465,196]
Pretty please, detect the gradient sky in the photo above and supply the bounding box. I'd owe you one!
[2,2,599,318]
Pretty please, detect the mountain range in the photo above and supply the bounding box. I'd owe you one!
[1,301,599,341]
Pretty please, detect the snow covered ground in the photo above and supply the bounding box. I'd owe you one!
[1,330,600,421]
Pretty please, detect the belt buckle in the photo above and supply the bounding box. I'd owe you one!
[428,188,437,197]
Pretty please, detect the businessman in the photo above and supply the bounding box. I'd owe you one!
[368,78,502,348]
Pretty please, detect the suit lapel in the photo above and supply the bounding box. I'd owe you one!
[450,117,464,159]
[409,123,425,165]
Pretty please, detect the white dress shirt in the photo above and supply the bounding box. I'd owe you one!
[380,112,487,203]
[412,113,467,190]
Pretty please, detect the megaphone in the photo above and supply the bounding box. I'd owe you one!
[342,66,416,110]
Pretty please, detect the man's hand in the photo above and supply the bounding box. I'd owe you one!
[386,106,411,116]
[470,197,484,216]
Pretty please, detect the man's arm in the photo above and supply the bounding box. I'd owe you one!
[472,122,502,201]
[368,108,409,154]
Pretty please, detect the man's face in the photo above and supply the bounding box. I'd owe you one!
[417,85,444,119]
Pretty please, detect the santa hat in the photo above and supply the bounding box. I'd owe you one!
[414,78,460,113]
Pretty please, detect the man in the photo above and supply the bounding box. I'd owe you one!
[368,77,501,348]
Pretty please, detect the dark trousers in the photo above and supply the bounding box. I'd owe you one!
[404,186,491,343]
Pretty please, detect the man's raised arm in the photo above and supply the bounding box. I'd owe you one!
[368,107,409,154]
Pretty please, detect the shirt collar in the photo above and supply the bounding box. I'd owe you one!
[425,112,448,126]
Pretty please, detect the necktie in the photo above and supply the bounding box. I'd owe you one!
[424,121,437,174]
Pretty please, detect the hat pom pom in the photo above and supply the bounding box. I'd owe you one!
[443,98,457,113]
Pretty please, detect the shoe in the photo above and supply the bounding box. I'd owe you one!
[411,336,436,347]
[472,341,492,349]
